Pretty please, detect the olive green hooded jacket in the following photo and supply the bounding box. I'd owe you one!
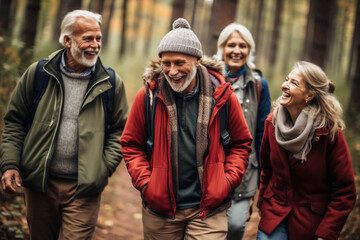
[0,49,129,198]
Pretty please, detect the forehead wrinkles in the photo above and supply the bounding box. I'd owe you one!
[73,17,101,35]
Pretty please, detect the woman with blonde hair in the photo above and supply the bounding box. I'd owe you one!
[257,61,356,240]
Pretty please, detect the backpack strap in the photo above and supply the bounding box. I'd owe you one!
[208,72,230,155]
[219,100,230,155]
[145,92,229,160]
[103,67,116,142]
[252,69,262,105]
[144,83,230,160]
[26,58,50,132]
[145,89,159,161]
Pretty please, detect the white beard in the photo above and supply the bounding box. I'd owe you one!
[70,40,100,67]
[164,62,197,93]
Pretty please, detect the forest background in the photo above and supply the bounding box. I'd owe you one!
[0,0,359,239]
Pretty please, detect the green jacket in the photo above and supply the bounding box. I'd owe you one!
[0,49,129,198]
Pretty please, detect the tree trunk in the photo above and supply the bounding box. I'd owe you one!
[335,7,346,74]
[208,0,238,55]
[170,0,186,30]
[268,0,283,66]
[303,0,335,68]
[0,0,11,32]
[88,0,105,14]
[21,0,41,49]
[9,0,18,36]
[52,0,82,44]
[281,0,295,73]
[130,0,144,53]
[252,0,264,47]
[347,0,360,122]
[119,0,128,56]
[190,0,198,29]
[347,0,359,83]
[144,0,156,56]
[102,0,116,47]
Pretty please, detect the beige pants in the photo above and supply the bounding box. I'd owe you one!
[23,178,101,240]
[142,205,227,240]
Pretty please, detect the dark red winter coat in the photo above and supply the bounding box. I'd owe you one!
[257,113,356,240]
[121,59,252,219]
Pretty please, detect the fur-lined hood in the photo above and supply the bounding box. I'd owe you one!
[142,55,225,93]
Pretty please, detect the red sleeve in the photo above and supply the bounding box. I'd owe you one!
[257,114,273,211]
[120,87,151,191]
[315,130,356,239]
[224,93,253,189]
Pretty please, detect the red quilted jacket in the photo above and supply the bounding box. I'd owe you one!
[121,63,252,219]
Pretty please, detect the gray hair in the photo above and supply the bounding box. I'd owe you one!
[214,23,256,69]
[59,10,102,47]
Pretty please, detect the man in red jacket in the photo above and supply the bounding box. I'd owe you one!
[120,18,252,240]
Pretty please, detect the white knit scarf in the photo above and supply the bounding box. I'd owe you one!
[275,106,316,162]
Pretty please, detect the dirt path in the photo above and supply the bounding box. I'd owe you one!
[93,162,259,240]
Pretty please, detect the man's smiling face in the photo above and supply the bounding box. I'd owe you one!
[161,52,200,95]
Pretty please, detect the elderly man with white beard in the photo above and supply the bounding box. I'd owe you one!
[0,9,129,239]
[121,18,252,240]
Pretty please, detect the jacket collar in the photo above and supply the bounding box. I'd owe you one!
[243,64,256,86]
[43,48,110,86]
[60,51,95,76]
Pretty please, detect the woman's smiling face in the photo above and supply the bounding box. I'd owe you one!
[223,31,249,74]
[280,68,314,122]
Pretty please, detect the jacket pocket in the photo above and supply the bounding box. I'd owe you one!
[203,162,231,209]
[263,183,286,205]
[143,167,171,214]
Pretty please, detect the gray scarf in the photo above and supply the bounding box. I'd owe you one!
[158,64,213,197]
[275,106,316,162]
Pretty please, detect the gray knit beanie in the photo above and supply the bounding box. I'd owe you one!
[158,18,202,58]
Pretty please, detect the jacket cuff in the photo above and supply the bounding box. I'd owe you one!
[315,226,340,240]
[1,164,19,175]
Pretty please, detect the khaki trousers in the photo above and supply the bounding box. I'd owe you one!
[142,205,227,240]
[23,178,101,240]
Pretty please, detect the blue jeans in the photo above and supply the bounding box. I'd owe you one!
[227,198,251,240]
[257,219,288,240]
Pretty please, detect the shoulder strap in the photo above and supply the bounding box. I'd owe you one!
[253,69,262,105]
[219,100,230,155]
[144,88,230,159]
[26,58,50,132]
[145,89,159,161]
[103,67,116,142]
[209,72,230,155]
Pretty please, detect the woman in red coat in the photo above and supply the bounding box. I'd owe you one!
[257,61,356,240]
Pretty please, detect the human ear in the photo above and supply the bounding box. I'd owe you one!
[64,36,72,48]
[306,91,315,103]
[195,58,201,67]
